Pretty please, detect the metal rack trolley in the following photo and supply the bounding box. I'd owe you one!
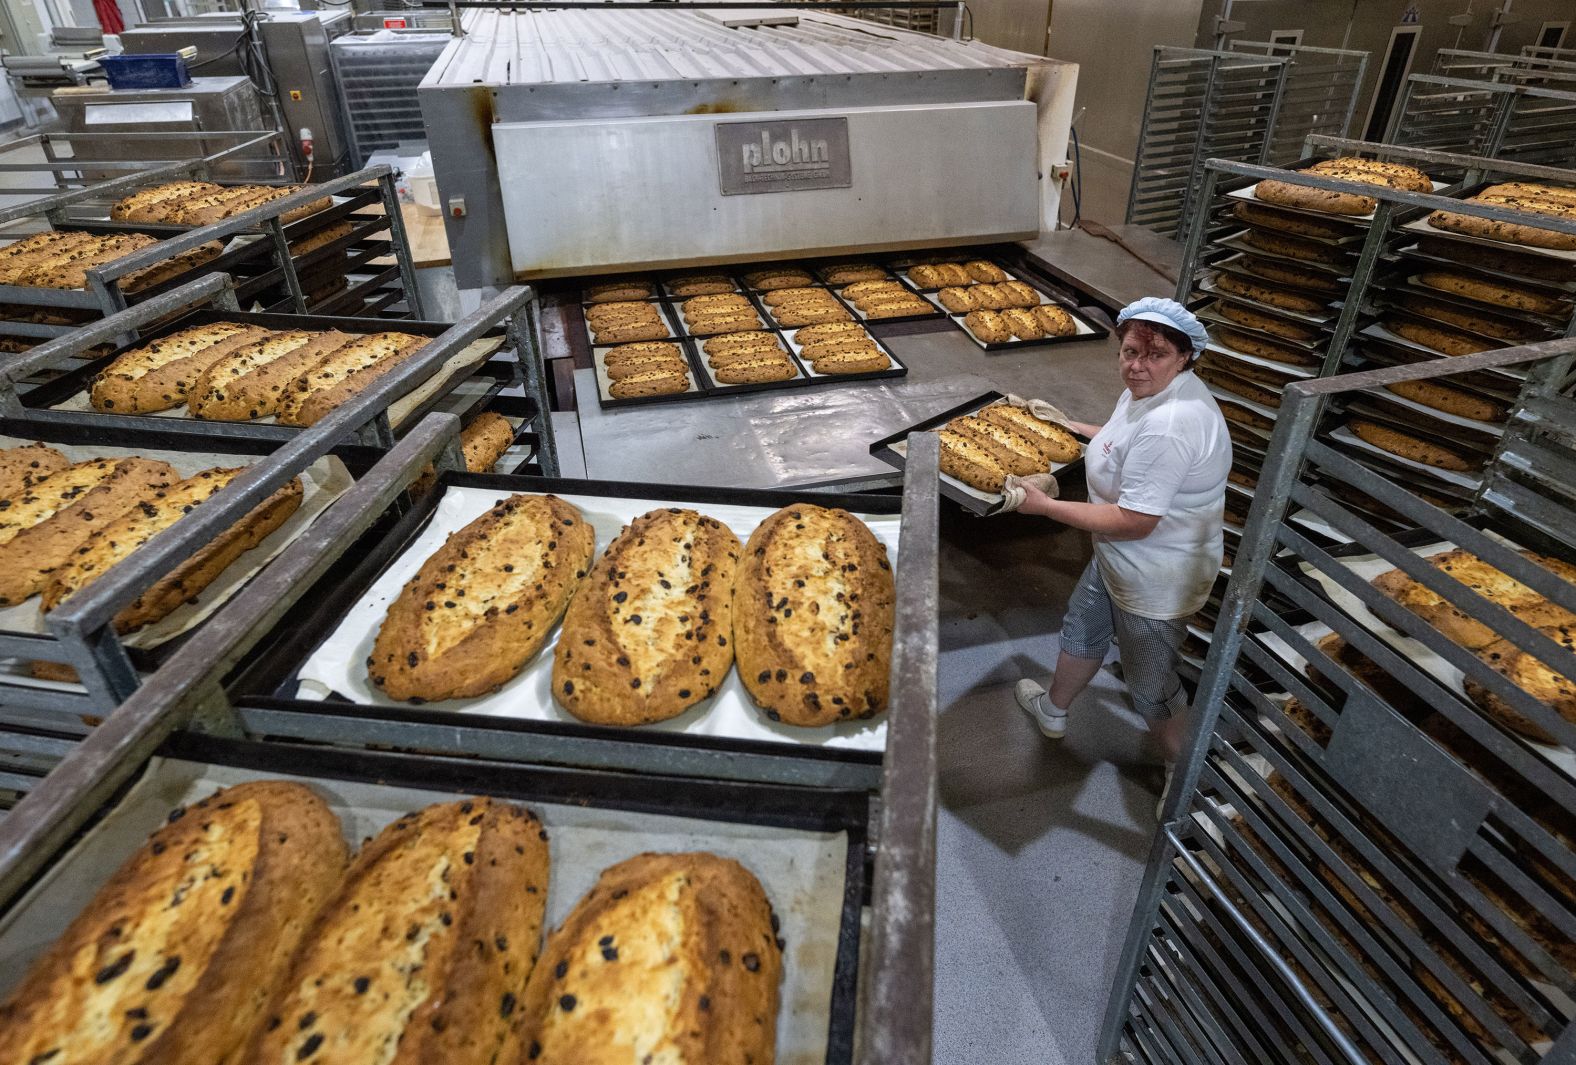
[0,130,285,203]
[1098,340,1576,1064]
[1387,74,1576,171]
[0,278,561,716]
[0,420,941,1065]
[0,273,551,454]
[0,164,425,349]
[1227,42,1370,169]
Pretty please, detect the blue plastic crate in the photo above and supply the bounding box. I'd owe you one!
[98,54,192,91]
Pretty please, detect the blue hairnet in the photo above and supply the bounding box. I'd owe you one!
[1116,296,1210,355]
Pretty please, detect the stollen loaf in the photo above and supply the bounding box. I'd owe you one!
[90,323,272,413]
[734,504,894,726]
[0,442,69,498]
[517,852,782,1065]
[275,331,430,427]
[553,508,741,725]
[189,330,353,421]
[0,781,347,1065]
[369,493,595,701]
[239,797,549,1065]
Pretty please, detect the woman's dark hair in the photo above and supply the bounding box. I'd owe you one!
[1115,318,1194,360]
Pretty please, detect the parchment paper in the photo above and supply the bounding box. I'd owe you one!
[296,486,901,751]
[886,398,1086,509]
[0,758,850,1065]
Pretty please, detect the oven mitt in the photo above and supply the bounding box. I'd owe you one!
[995,472,1059,515]
[1002,393,1074,428]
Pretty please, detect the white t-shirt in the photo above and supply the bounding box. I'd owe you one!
[1083,369,1231,620]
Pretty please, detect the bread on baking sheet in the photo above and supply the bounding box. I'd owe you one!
[687,311,765,336]
[1241,227,1352,266]
[792,321,865,346]
[1255,179,1379,216]
[91,324,273,413]
[275,331,430,427]
[552,508,741,726]
[369,493,595,702]
[1413,234,1576,283]
[1384,316,1497,357]
[966,260,1009,283]
[772,302,850,327]
[1214,271,1328,314]
[938,286,980,313]
[586,279,656,302]
[189,330,353,421]
[109,180,223,221]
[0,456,177,606]
[734,504,894,726]
[1198,364,1283,409]
[1219,400,1274,432]
[0,781,347,1065]
[41,467,303,634]
[861,296,933,320]
[1464,624,1576,744]
[119,241,224,295]
[760,287,834,308]
[963,309,1011,343]
[948,415,1044,477]
[714,355,796,384]
[410,411,519,496]
[1369,547,1576,652]
[1212,300,1322,343]
[1240,254,1344,294]
[822,262,887,286]
[1198,352,1297,390]
[811,349,890,375]
[840,280,906,301]
[1392,292,1546,342]
[683,293,754,317]
[605,340,683,367]
[1347,419,1476,473]
[1427,186,1576,250]
[585,301,659,325]
[0,232,156,288]
[609,369,690,398]
[1234,201,1353,240]
[239,797,548,1065]
[666,274,734,297]
[0,442,68,499]
[1383,379,1507,423]
[939,428,1007,492]
[592,316,670,346]
[744,269,814,291]
[976,403,1082,463]
[607,353,688,381]
[1415,270,1569,317]
[519,851,781,1065]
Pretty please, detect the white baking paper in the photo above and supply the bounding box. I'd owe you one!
[0,757,850,1065]
[295,486,899,751]
[1196,275,1336,326]
[1230,179,1452,222]
[591,343,700,405]
[1402,216,1576,263]
[1394,243,1576,294]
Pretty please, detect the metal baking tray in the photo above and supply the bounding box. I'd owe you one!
[922,279,1107,352]
[225,471,911,771]
[1212,228,1362,270]
[868,390,1088,516]
[1226,175,1453,227]
[1393,241,1576,295]
[1377,269,1574,332]
[18,308,513,445]
[0,734,871,1065]
[1195,275,1339,327]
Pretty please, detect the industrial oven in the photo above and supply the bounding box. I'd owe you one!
[419,8,1078,287]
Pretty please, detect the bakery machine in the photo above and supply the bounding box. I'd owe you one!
[419,7,1078,287]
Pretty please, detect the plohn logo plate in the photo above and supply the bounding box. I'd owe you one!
[716,118,852,196]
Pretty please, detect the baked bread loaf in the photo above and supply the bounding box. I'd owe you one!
[1219,400,1274,432]
[687,310,764,336]
[938,286,980,313]
[0,442,68,498]
[977,403,1082,463]
[939,427,1007,491]
[275,331,430,427]
[1214,271,1327,313]
[369,493,595,701]
[107,180,223,220]
[1240,255,1342,293]
[966,260,1009,283]
[552,508,741,725]
[1212,327,1321,366]
[411,411,518,495]
[518,852,781,1065]
[703,331,779,357]
[589,304,669,345]
[1348,419,1475,472]
[0,781,346,1065]
[1415,270,1567,316]
[949,415,1046,476]
[585,300,657,324]
[822,262,887,285]
[609,369,690,398]
[840,280,906,301]
[1212,300,1321,342]
[1384,317,1495,357]
[91,323,271,413]
[1464,624,1576,744]
[1242,227,1351,266]
[684,293,754,315]
[606,352,688,380]
[964,309,1012,344]
[1427,184,1576,250]
[811,349,890,374]
[714,354,795,384]
[1234,201,1352,240]
[118,241,224,294]
[792,321,864,346]
[606,340,682,365]
[1198,365,1282,409]
[998,308,1045,339]
[908,263,971,288]
[772,302,850,327]
[735,504,894,726]
[188,330,353,421]
[1384,379,1507,422]
[1255,157,1431,215]
[240,797,548,1065]
[667,275,734,297]
[860,295,933,319]
[1369,547,1576,652]
[287,221,352,259]
[1414,234,1576,283]
[801,335,881,362]
[760,287,832,308]
[1392,292,1545,342]
[744,269,814,291]
[41,467,304,634]
[1033,304,1077,336]
[586,280,656,303]
[1198,352,1295,390]
[0,456,177,606]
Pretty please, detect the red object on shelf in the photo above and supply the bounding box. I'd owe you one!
[93,0,125,36]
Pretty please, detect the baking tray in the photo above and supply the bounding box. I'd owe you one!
[1212,229,1358,274]
[1372,276,1569,342]
[0,738,870,1065]
[1348,334,1522,402]
[1210,252,1350,300]
[831,277,943,327]
[868,390,1088,516]
[18,307,511,442]
[779,325,907,383]
[1203,336,1319,379]
[226,471,909,764]
[1401,215,1576,263]
[1325,423,1484,493]
[588,338,707,409]
[1357,320,1528,384]
[1195,275,1338,327]
[1394,241,1576,294]
[1227,178,1452,226]
[1196,306,1327,357]
[578,297,682,348]
[0,425,380,690]
[656,273,742,302]
[927,289,1106,352]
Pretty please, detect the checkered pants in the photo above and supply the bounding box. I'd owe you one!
[1059,561,1189,720]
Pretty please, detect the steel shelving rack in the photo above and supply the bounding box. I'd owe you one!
[1387,74,1576,171]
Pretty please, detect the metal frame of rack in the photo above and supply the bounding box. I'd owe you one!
[0,130,286,202]
[0,274,559,719]
[0,418,941,1065]
[1387,73,1576,170]
[328,30,454,168]
[1227,41,1369,168]
[1098,335,1576,1064]
[0,165,426,347]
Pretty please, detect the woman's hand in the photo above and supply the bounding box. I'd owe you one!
[996,473,1058,515]
[1016,480,1059,517]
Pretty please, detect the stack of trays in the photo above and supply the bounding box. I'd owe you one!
[577,268,908,408]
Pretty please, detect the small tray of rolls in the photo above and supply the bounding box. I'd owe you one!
[894,256,1105,348]
[868,391,1087,515]
[0,750,865,1065]
[272,478,903,753]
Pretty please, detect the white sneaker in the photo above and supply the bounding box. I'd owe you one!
[1156,765,1175,821]
[1014,679,1067,739]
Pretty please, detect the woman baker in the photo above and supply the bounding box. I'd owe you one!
[1007,297,1230,803]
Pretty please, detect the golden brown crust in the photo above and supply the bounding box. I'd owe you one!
[604,341,683,367]
[1415,270,1568,316]
[1383,379,1507,422]
[243,797,548,1065]
[714,355,795,384]
[585,280,656,303]
[938,286,979,313]
[1254,179,1377,216]
[769,302,849,327]
[1384,317,1495,357]
[810,349,890,374]
[275,332,430,427]
[1427,190,1576,250]
[1239,254,1343,293]
[369,493,595,702]
[1241,227,1351,266]
[0,442,69,499]
[90,324,271,414]
[0,456,178,606]
[1198,365,1283,409]
[109,180,225,221]
[41,467,304,633]
[519,852,781,1065]
[1211,328,1319,368]
[791,321,865,346]
[1392,292,1545,341]
[609,369,690,398]
[666,275,734,297]
[1348,419,1475,472]
[1370,547,1576,652]
[1234,201,1351,239]
[552,508,741,725]
[189,331,353,422]
[1464,624,1576,744]
[860,296,933,320]
[744,269,814,290]
[0,781,347,1065]
[948,415,1044,475]
[963,309,1011,344]
[1219,400,1274,432]
[734,505,894,726]
[822,262,887,286]
[1214,271,1327,313]
[1212,300,1322,342]
[606,353,688,380]
[976,403,1082,463]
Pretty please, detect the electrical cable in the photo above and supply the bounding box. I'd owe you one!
[1069,123,1082,229]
